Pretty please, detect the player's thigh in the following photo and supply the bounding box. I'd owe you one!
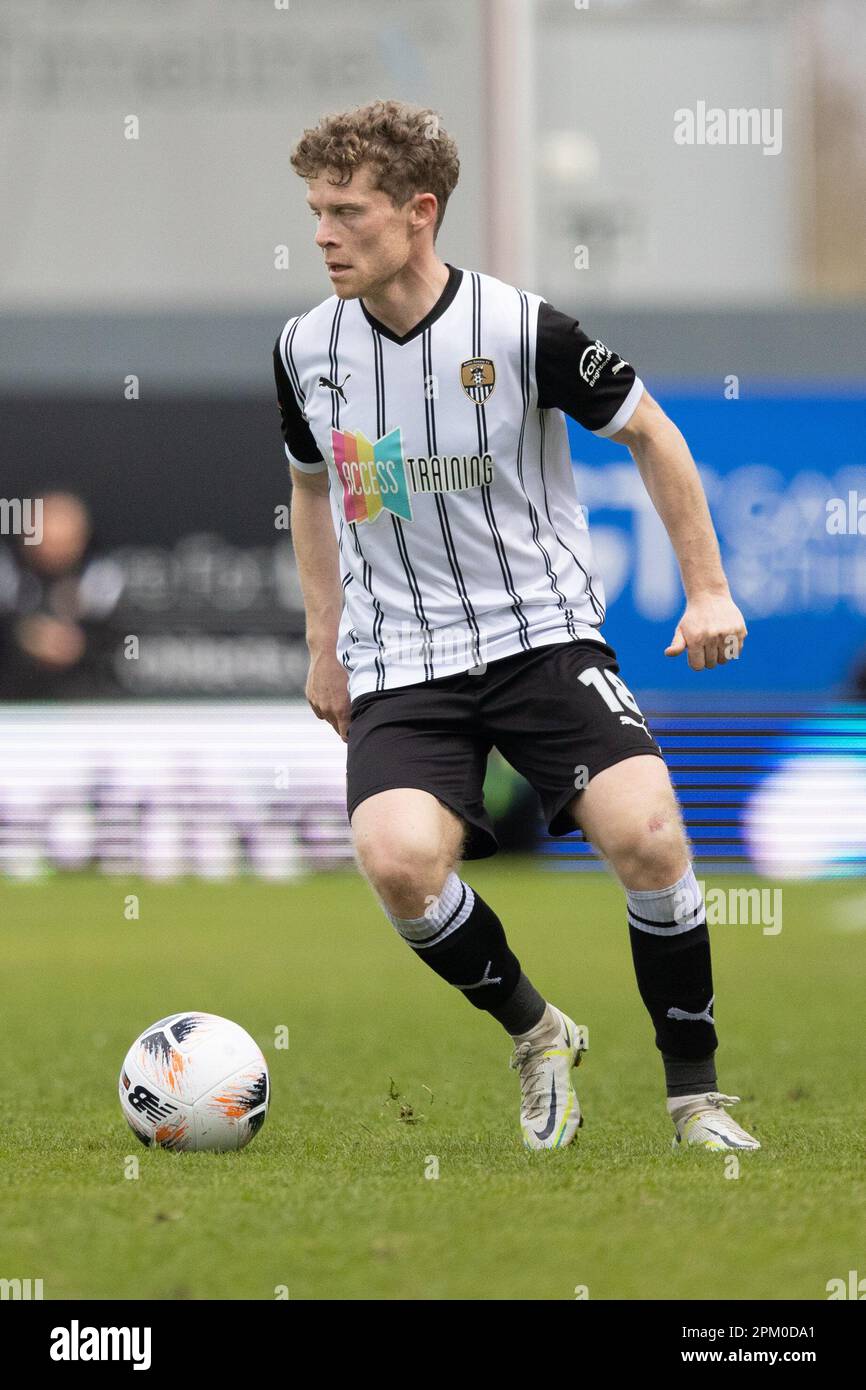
[568,754,690,889]
[350,787,466,896]
[487,641,662,837]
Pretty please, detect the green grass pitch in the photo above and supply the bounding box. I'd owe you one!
[1,864,864,1301]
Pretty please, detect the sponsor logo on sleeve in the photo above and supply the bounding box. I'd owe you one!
[579,340,613,388]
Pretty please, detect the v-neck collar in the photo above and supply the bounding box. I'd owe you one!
[359,263,463,346]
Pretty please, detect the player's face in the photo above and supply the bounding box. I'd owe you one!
[306,165,423,299]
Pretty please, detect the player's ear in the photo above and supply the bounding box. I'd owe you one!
[409,191,438,233]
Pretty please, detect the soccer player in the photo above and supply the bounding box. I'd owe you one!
[273,100,759,1154]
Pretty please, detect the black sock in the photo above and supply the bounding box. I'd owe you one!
[662,1052,718,1098]
[386,874,545,1034]
[626,868,719,1096]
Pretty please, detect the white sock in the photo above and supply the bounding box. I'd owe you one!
[384,871,474,948]
[510,1001,561,1047]
[666,1092,714,1116]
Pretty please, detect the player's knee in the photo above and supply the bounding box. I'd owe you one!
[612,805,690,890]
[354,835,452,915]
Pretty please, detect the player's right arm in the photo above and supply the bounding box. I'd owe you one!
[290,468,351,743]
[274,333,351,742]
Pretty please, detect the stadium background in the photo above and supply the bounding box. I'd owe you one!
[2,0,866,1309]
[1,0,864,879]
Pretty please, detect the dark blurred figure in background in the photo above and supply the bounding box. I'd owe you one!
[0,492,123,699]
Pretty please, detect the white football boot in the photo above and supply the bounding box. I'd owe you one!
[509,1006,588,1150]
[669,1091,761,1152]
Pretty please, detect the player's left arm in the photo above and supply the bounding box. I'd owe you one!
[533,300,744,673]
[610,389,746,672]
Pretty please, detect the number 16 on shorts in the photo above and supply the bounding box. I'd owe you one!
[578,665,653,736]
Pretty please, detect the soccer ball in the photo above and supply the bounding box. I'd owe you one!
[118,1012,269,1152]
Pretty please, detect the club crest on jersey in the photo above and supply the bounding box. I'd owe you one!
[460,357,496,405]
[331,427,494,525]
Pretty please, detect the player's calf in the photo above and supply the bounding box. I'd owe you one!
[385,868,590,1151]
[575,761,725,1110]
[352,788,587,1147]
[624,861,761,1150]
[625,861,719,1088]
[352,790,546,1032]
[384,867,546,1034]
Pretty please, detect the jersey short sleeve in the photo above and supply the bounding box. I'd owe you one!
[535,301,644,438]
[273,331,326,473]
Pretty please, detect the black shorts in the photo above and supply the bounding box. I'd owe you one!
[345,639,665,860]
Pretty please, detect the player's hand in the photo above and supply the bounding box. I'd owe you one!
[305,649,351,741]
[665,592,747,671]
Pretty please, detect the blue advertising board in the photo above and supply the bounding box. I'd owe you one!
[568,392,866,695]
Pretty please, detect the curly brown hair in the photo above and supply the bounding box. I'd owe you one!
[290,99,460,237]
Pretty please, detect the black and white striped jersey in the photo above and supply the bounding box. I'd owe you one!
[273,263,644,699]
